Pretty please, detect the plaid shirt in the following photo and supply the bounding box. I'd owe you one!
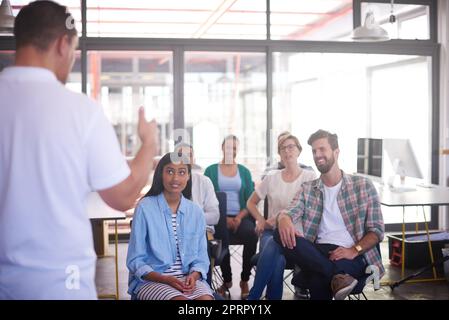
[281,171,385,277]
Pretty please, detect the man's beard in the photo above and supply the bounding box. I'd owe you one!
[315,155,335,174]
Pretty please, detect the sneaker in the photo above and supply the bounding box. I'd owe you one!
[331,274,358,300]
[240,281,249,300]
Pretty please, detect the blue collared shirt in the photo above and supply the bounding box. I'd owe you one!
[126,193,210,296]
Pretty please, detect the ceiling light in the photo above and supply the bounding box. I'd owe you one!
[352,10,389,42]
[0,0,14,34]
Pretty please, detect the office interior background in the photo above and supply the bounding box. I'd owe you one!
[1,0,448,233]
[1,0,449,299]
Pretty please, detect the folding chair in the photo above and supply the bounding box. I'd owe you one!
[291,243,382,300]
[210,191,231,298]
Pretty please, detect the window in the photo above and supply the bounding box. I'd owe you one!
[270,0,353,41]
[86,0,266,39]
[87,51,173,157]
[184,51,266,177]
[0,51,14,71]
[272,51,432,225]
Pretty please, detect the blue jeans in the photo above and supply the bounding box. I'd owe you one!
[247,233,286,300]
[259,229,274,252]
[273,230,367,300]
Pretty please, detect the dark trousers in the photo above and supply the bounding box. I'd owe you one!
[220,216,258,282]
[273,230,366,300]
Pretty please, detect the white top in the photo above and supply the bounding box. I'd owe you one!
[316,180,355,248]
[0,67,130,299]
[256,169,317,220]
[191,173,219,233]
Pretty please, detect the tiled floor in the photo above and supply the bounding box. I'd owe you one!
[95,239,449,300]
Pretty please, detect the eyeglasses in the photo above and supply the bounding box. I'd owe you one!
[280,144,298,152]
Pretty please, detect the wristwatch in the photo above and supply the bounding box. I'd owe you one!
[354,244,363,255]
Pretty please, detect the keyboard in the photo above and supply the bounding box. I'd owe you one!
[389,186,417,193]
[416,182,434,189]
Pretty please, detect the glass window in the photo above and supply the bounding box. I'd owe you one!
[270,0,353,41]
[0,51,14,71]
[67,52,82,93]
[87,0,266,39]
[87,51,173,157]
[0,50,82,93]
[7,1,82,36]
[272,52,432,224]
[184,51,266,178]
[361,2,429,40]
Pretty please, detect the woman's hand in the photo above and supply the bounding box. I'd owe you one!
[162,275,185,292]
[233,215,242,230]
[265,216,277,230]
[184,272,200,294]
[227,217,237,232]
[255,218,266,237]
[278,213,301,249]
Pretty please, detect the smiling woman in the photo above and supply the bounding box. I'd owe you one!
[126,152,214,300]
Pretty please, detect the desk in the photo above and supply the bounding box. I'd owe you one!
[87,192,126,300]
[374,183,449,284]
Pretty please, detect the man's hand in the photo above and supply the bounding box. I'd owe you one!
[277,213,301,249]
[137,106,159,151]
[184,272,200,294]
[329,247,358,261]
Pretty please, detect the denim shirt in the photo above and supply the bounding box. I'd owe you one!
[126,193,209,296]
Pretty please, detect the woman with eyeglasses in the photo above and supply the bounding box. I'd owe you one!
[126,152,213,300]
[247,134,316,300]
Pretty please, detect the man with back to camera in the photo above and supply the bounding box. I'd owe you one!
[276,129,384,300]
[0,1,158,299]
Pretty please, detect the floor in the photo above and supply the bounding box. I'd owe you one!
[95,239,449,300]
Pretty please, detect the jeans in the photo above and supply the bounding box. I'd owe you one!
[247,234,286,300]
[273,230,367,300]
[259,229,274,252]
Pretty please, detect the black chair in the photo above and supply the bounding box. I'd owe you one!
[210,191,231,298]
[347,243,382,300]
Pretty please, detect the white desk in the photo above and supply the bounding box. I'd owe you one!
[87,192,126,300]
[372,181,449,285]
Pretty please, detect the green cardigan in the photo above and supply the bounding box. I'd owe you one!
[204,163,254,211]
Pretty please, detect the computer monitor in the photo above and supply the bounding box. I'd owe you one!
[382,138,423,181]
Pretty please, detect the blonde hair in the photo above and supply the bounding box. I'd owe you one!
[278,134,302,154]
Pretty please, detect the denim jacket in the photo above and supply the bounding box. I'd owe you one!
[126,193,209,296]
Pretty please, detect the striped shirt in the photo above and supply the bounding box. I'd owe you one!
[281,171,385,277]
[163,213,184,277]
